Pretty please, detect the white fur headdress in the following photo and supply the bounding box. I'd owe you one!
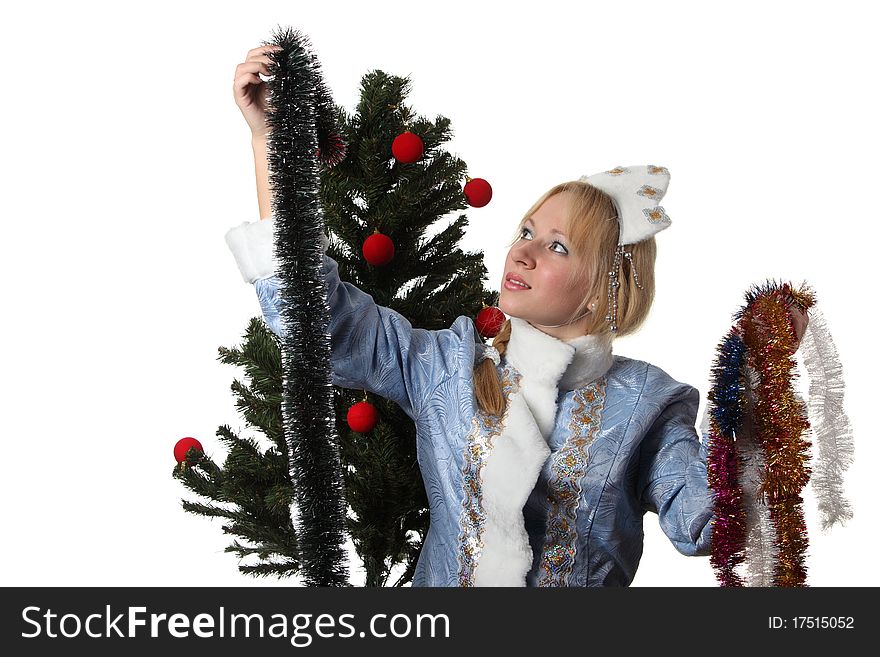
[579,165,671,246]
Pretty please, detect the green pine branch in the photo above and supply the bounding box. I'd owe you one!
[174,318,299,578]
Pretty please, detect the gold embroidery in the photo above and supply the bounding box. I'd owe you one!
[643,206,670,224]
[647,165,669,175]
[537,378,607,586]
[457,365,521,586]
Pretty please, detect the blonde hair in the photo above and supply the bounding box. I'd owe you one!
[473,180,657,416]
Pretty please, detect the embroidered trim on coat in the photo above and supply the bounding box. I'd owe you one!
[456,364,521,587]
[537,378,607,586]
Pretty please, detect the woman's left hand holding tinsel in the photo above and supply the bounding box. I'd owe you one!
[740,285,813,356]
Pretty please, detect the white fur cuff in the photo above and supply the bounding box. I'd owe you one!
[224,217,280,284]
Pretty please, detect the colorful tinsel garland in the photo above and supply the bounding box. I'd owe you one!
[706,280,851,587]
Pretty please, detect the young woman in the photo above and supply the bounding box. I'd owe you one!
[225,45,807,587]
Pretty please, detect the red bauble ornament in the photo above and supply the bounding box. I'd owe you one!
[174,437,203,464]
[475,306,506,338]
[362,230,395,266]
[347,401,378,433]
[464,177,492,208]
[392,131,424,163]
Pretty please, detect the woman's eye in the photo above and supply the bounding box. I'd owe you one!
[521,228,567,254]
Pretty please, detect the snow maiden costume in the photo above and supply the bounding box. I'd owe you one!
[224,165,715,586]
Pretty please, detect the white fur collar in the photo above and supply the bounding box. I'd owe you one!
[470,316,613,586]
[507,316,614,394]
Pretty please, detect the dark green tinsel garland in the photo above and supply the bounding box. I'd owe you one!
[264,26,349,586]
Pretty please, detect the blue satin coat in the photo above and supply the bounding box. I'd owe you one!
[253,254,714,587]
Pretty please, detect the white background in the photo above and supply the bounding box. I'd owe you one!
[1,0,875,587]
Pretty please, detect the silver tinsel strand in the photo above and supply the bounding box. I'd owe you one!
[739,365,778,587]
[799,308,855,531]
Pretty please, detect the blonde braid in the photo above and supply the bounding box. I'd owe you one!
[473,319,512,416]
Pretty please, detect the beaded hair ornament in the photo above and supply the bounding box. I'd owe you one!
[578,164,672,332]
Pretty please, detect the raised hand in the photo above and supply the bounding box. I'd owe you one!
[232,45,283,139]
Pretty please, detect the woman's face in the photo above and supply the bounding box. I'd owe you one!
[498,192,595,341]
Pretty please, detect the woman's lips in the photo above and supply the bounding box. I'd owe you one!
[504,279,531,291]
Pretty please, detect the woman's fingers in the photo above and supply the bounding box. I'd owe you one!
[246,44,283,59]
[235,60,271,79]
[233,45,283,137]
[789,306,808,344]
[233,53,276,99]
[233,72,261,96]
[244,45,282,72]
[232,61,272,107]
